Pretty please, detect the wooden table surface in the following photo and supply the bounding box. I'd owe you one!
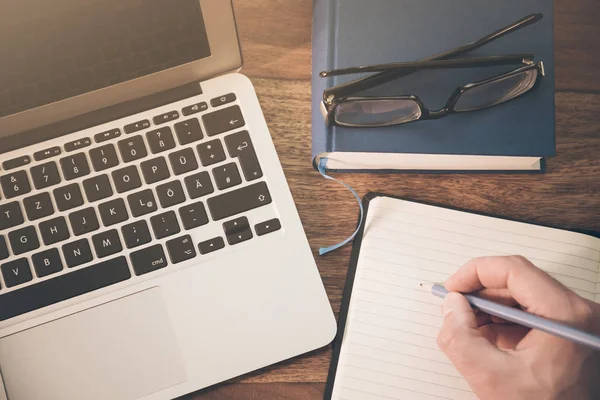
[186,1,600,398]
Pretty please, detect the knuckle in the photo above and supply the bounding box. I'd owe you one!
[506,254,531,265]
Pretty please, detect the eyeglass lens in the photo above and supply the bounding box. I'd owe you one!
[334,99,422,127]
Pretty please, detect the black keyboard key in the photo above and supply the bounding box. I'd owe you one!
[60,153,91,180]
[127,189,158,217]
[0,256,131,322]
[1,170,31,199]
[23,192,54,221]
[130,244,168,276]
[166,235,196,264]
[198,237,225,255]
[147,127,176,154]
[118,136,148,163]
[153,110,179,125]
[207,182,272,221]
[169,148,198,176]
[212,162,242,191]
[63,238,93,268]
[94,128,122,143]
[223,217,253,245]
[0,236,8,260]
[83,174,113,202]
[255,218,282,236]
[175,119,204,145]
[150,211,180,239]
[3,156,31,170]
[122,220,152,249]
[30,162,61,189]
[179,202,209,230]
[141,157,170,185]
[92,229,123,259]
[211,93,237,108]
[34,147,62,161]
[197,139,226,167]
[69,208,100,236]
[182,102,208,116]
[157,181,186,209]
[1,258,33,288]
[225,130,263,181]
[202,105,245,136]
[112,166,142,193]
[54,183,84,211]
[32,248,64,278]
[99,198,129,227]
[9,226,40,255]
[39,216,70,246]
[65,137,92,152]
[184,171,214,199]
[124,120,150,134]
[90,144,119,172]
[0,202,24,230]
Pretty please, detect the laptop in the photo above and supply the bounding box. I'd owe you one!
[0,1,336,399]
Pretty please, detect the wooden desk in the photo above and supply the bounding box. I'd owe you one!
[188,1,600,398]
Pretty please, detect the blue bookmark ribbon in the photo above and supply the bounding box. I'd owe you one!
[318,158,364,255]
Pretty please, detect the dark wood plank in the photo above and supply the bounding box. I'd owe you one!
[181,383,325,400]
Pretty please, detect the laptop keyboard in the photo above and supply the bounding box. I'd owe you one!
[0,93,281,322]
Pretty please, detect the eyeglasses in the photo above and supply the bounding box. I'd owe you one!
[319,13,545,128]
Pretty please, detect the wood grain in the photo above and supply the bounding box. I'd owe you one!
[185,0,600,398]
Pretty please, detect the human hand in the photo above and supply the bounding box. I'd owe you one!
[437,256,600,400]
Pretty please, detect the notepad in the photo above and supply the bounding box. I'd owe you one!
[325,194,600,400]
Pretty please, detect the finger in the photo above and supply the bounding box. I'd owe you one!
[475,288,518,307]
[475,312,492,327]
[479,324,530,350]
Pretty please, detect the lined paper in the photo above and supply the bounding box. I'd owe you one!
[332,197,600,400]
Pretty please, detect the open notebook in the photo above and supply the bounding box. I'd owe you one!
[325,194,600,400]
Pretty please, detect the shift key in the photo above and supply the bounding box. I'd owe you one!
[207,182,272,221]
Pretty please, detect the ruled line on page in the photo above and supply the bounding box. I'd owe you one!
[343,376,456,399]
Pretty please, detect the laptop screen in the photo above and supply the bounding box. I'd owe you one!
[0,0,211,121]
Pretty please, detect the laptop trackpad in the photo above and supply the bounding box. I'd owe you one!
[0,287,187,400]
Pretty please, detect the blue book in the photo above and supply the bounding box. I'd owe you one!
[312,0,555,173]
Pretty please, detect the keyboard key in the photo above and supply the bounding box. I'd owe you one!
[175,119,204,145]
[112,166,142,193]
[225,130,263,181]
[153,110,179,125]
[150,211,180,239]
[30,162,61,190]
[130,244,168,276]
[202,105,245,137]
[9,226,40,255]
[122,220,152,249]
[166,235,196,264]
[211,93,237,108]
[147,127,175,154]
[33,147,62,161]
[83,174,113,202]
[212,162,242,190]
[39,216,70,246]
[0,256,130,322]
[89,144,119,172]
[23,192,54,221]
[99,198,129,227]
[207,182,272,221]
[65,137,92,152]
[1,258,33,288]
[94,128,122,143]
[1,170,31,199]
[60,153,91,180]
[169,148,198,176]
[156,181,186,209]
[124,120,150,134]
[255,218,282,236]
[0,202,24,230]
[179,202,209,230]
[3,156,31,170]
[54,183,84,211]
[92,229,123,259]
[0,236,8,260]
[141,157,170,185]
[184,171,214,199]
[32,248,63,278]
[127,189,158,217]
[197,139,226,167]
[118,136,148,163]
[182,102,208,116]
[223,217,253,245]
[69,208,100,236]
[198,237,225,255]
[63,239,93,268]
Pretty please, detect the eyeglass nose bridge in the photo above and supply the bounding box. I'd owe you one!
[423,108,452,120]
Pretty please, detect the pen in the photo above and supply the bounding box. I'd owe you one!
[424,283,600,352]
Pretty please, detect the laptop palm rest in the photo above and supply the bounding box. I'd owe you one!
[0,287,187,400]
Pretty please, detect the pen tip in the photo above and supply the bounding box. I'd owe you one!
[420,283,434,292]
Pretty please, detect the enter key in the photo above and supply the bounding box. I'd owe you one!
[224,130,263,181]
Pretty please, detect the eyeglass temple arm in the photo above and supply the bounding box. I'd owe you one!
[322,13,543,101]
